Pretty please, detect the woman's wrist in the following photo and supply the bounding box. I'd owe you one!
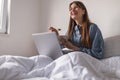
[73,47,80,51]
[64,41,80,51]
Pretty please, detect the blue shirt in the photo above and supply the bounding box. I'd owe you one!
[70,23,104,59]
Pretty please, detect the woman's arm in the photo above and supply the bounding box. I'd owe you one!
[60,36,80,51]
[61,24,104,59]
[80,25,104,59]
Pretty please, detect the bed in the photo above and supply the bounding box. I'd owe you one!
[0,35,120,80]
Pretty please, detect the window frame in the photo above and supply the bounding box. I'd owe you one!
[0,0,10,34]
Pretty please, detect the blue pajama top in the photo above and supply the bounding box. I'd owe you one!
[69,23,104,59]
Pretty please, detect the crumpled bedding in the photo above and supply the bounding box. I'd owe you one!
[0,52,120,80]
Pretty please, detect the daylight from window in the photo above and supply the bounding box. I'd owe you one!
[0,0,3,29]
[0,0,10,34]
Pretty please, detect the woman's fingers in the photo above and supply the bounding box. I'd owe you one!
[49,27,57,31]
[49,27,61,31]
[49,27,54,31]
[48,27,59,35]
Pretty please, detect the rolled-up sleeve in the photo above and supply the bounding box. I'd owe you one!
[80,25,104,59]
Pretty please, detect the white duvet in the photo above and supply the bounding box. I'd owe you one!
[0,52,120,80]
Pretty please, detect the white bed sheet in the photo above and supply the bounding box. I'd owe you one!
[0,52,120,80]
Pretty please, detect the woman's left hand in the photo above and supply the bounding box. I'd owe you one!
[60,40,80,51]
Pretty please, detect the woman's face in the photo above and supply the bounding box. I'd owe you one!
[69,3,85,20]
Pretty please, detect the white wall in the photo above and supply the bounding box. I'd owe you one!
[0,0,120,57]
[0,0,43,56]
[41,0,120,38]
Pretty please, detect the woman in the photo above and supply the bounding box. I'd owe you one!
[49,1,104,59]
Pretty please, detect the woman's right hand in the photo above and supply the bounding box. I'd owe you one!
[49,27,59,36]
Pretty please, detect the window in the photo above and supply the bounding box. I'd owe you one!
[0,0,10,34]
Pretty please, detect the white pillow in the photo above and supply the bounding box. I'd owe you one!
[103,35,120,58]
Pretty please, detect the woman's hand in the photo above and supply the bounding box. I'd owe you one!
[62,40,80,51]
[49,27,61,36]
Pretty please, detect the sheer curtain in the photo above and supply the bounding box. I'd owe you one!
[0,0,10,34]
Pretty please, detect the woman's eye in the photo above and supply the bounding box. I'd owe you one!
[75,7,79,9]
[69,6,80,11]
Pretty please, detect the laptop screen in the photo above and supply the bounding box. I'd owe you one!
[32,32,63,60]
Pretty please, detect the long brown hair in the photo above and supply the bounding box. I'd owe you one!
[67,1,92,48]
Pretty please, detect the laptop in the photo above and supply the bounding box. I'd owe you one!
[32,32,63,60]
